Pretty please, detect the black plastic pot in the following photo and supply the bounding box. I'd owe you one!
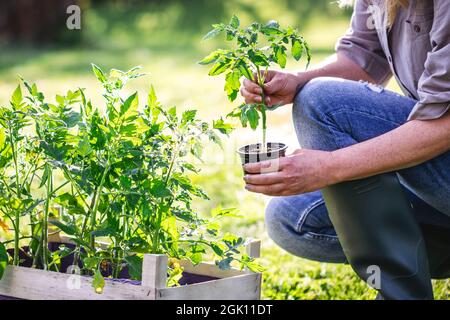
[237,142,287,168]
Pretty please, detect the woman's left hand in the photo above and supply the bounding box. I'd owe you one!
[243,149,340,196]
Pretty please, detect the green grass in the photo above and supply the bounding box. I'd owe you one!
[0,0,448,300]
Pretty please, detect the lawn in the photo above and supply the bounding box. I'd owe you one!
[0,0,448,300]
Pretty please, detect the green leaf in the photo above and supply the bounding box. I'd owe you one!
[0,242,8,280]
[239,109,248,128]
[244,260,266,273]
[275,46,287,68]
[226,30,235,41]
[230,15,240,29]
[119,123,137,135]
[206,223,220,236]
[208,60,230,76]
[11,85,23,107]
[198,50,224,65]
[203,25,224,41]
[62,110,81,128]
[304,41,312,69]
[248,50,269,67]
[151,180,172,198]
[211,242,224,256]
[0,128,5,147]
[120,92,139,117]
[49,220,77,236]
[39,164,51,189]
[92,269,105,294]
[260,21,282,36]
[78,137,93,156]
[147,85,158,108]
[181,110,197,124]
[190,252,203,265]
[217,257,233,270]
[56,94,65,105]
[189,244,206,265]
[291,39,303,61]
[224,70,241,102]
[125,255,143,280]
[213,118,234,135]
[91,64,107,83]
[161,216,179,240]
[83,257,99,269]
[212,207,242,218]
[245,106,260,130]
[91,227,116,237]
[54,193,85,215]
[265,20,280,29]
[147,85,161,122]
[236,60,254,80]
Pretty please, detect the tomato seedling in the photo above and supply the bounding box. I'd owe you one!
[200,15,311,153]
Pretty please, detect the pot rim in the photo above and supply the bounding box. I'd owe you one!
[237,142,287,155]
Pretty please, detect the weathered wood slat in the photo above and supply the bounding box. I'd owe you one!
[142,254,167,289]
[179,260,246,278]
[0,239,262,300]
[246,239,261,258]
[0,266,155,300]
[157,273,262,300]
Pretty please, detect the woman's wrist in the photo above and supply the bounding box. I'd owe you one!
[326,150,349,185]
[293,71,315,93]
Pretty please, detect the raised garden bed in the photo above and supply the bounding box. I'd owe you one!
[0,237,261,300]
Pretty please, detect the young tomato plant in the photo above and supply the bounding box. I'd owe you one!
[200,15,311,150]
[0,65,262,292]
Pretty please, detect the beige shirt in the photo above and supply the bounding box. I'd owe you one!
[336,0,450,121]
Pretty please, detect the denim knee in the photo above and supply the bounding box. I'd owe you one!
[265,195,346,263]
[292,77,352,151]
[293,77,342,120]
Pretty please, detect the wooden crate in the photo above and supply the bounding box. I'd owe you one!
[0,239,262,300]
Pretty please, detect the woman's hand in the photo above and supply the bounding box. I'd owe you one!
[243,149,340,196]
[240,70,308,107]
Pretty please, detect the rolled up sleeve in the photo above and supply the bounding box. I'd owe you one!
[335,0,392,84]
[408,0,450,121]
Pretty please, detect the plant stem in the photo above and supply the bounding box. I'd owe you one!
[89,159,110,250]
[32,237,42,268]
[42,163,53,270]
[152,138,181,253]
[261,106,267,150]
[9,125,21,266]
[255,66,268,151]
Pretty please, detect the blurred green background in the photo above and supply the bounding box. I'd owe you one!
[0,0,448,300]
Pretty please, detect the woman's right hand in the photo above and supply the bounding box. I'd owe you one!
[240,70,307,107]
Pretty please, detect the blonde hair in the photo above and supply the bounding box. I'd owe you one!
[386,0,409,26]
[338,0,409,26]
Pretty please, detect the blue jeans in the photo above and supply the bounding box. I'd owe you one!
[266,77,450,263]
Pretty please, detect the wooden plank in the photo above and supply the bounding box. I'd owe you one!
[179,260,246,278]
[157,273,261,300]
[142,254,167,289]
[0,266,156,300]
[246,239,261,258]
[0,237,262,300]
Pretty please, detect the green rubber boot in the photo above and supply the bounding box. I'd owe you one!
[421,223,450,279]
[322,173,434,300]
